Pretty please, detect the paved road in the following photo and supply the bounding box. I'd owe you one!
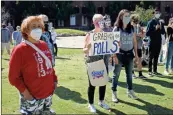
[56,36,85,49]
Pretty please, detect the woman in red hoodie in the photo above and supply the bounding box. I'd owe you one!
[8,16,58,115]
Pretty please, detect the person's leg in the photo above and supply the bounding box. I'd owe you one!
[137,49,145,77]
[148,49,154,73]
[6,42,11,55]
[99,85,106,101]
[112,60,122,92]
[88,79,95,104]
[160,50,163,63]
[125,58,138,99]
[171,56,173,72]
[153,48,161,75]
[112,54,122,102]
[125,58,133,91]
[19,94,45,114]
[98,85,110,110]
[43,95,55,114]
[165,43,172,71]
[1,43,5,55]
[170,43,173,72]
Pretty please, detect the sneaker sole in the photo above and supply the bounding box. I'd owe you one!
[99,104,110,110]
[88,107,96,113]
[112,100,119,103]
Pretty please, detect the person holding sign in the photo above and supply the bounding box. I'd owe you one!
[83,14,110,113]
[111,9,139,103]
[131,15,147,79]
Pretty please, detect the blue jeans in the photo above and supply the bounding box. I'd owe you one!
[112,53,133,91]
[159,49,163,63]
[166,42,173,70]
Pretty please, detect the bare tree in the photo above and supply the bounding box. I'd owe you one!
[1,7,10,24]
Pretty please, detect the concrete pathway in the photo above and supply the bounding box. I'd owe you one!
[56,36,85,49]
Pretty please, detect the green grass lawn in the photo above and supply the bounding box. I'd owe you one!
[55,29,86,36]
[2,48,173,114]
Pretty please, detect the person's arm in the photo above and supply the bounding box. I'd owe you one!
[48,31,54,45]
[12,32,16,45]
[146,20,154,37]
[133,32,139,62]
[83,33,91,54]
[8,47,33,100]
[167,27,171,41]
[161,22,166,35]
[52,69,58,89]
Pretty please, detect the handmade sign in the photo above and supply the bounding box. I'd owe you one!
[89,32,120,56]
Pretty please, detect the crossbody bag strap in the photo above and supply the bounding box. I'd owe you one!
[24,40,52,69]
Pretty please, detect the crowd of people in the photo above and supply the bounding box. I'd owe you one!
[1,8,172,114]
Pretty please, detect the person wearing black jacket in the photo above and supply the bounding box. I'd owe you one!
[146,9,166,76]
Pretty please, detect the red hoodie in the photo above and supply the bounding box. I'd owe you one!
[8,40,57,99]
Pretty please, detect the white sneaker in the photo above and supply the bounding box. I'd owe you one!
[98,101,110,110]
[164,70,170,75]
[88,104,96,113]
[132,73,137,79]
[127,90,138,99]
[112,91,118,103]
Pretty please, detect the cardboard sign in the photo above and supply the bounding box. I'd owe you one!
[89,32,120,56]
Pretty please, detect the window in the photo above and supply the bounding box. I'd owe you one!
[58,20,61,27]
[61,20,64,27]
[82,16,87,26]
[70,15,76,26]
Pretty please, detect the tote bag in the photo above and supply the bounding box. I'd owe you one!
[87,59,108,86]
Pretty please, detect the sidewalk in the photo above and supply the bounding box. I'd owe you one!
[56,36,85,49]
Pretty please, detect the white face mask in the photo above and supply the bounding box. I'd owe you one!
[123,16,131,25]
[30,28,42,41]
[155,14,161,19]
[98,20,105,29]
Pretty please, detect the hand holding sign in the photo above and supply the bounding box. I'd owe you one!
[113,55,119,65]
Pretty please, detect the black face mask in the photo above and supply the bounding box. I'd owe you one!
[2,25,5,28]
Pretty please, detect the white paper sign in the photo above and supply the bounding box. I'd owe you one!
[89,32,120,56]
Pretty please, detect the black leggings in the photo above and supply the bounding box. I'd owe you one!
[88,80,106,104]
[54,43,58,56]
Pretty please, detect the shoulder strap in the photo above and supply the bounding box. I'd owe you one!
[24,40,52,69]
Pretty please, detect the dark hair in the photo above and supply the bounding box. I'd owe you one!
[153,8,160,14]
[44,23,49,31]
[114,9,133,34]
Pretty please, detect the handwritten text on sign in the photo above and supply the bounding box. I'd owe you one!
[89,32,120,56]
